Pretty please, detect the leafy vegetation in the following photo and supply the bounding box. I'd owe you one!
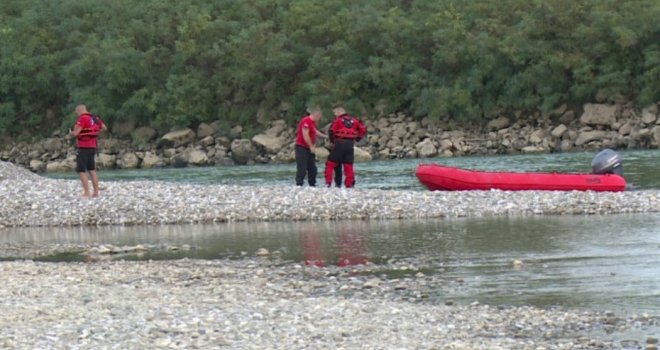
[1,0,658,137]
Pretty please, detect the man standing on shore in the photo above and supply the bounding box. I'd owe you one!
[325,105,366,188]
[295,106,326,186]
[69,104,106,197]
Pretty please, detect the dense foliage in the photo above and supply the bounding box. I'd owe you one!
[1,0,658,137]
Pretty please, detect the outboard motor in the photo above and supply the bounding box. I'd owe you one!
[591,148,623,176]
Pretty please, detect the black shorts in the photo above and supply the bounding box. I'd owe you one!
[76,148,97,172]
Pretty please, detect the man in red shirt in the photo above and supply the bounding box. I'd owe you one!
[295,106,326,186]
[325,105,366,188]
[69,104,107,197]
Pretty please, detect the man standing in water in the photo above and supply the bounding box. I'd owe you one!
[70,104,106,197]
[325,105,366,188]
[295,106,326,186]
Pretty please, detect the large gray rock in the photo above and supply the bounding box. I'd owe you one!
[97,153,116,169]
[559,110,576,124]
[141,152,163,168]
[652,126,660,146]
[580,103,618,126]
[46,156,76,172]
[407,121,419,133]
[438,139,453,151]
[117,152,139,169]
[521,145,545,153]
[199,136,215,147]
[392,123,407,139]
[252,134,285,154]
[529,130,545,144]
[559,139,573,152]
[196,123,216,139]
[62,155,77,171]
[29,159,45,172]
[98,138,122,154]
[354,147,373,162]
[313,147,329,161]
[230,139,256,165]
[264,120,287,137]
[575,130,608,146]
[159,129,195,148]
[486,116,511,131]
[378,148,391,159]
[188,150,209,166]
[641,104,658,125]
[415,139,438,158]
[171,153,189,168]
[46,161,65,172]
[211,153,235,166]
[618,121,634,136]
[42,138,63,153]
[274,145,296,163]
[551,124,567,138]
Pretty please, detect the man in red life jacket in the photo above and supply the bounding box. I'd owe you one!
[325,105,367,188]
[295,106,327,186]
[69,104,107,197]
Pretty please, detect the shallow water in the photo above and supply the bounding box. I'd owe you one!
[3,213,658,315]
[9,150,660,314]
[46,149,660,190]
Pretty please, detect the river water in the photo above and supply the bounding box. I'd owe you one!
[4,149,660,315]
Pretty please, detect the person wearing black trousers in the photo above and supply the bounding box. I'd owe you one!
[294,106,326,186]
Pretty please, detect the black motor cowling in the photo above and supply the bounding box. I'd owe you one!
[591,149,623,175]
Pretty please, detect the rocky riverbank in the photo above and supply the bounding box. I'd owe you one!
[1,258,658,349]
[1,161,659,228]
[1,101,658,173]
[2,159,660,349]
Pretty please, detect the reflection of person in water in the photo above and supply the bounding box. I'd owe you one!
[301,228,325,267]
[336,229,368,266]
[300,227,368,267]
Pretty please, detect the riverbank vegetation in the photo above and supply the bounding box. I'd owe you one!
[1,0,658,137]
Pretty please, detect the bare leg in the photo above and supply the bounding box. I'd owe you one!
[89,170,100,197]
[78,172,91,197]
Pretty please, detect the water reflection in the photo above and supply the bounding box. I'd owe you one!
[296,224,371,267]
[1,214,659,313]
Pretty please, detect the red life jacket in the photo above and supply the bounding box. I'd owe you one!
[75,114,104,149]
[332,115,358,140]
[78,115,102,140]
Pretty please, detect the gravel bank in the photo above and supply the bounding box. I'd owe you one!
[1,259,658,349]
[2,161,659,349]
[1,161,659,228]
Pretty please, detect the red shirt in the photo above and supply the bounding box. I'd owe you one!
[295,115,316,148]
[75,113,104,148]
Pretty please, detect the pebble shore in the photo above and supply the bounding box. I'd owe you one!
[2,161,659,349]
[1,259,658,349]
[0,161,658,228]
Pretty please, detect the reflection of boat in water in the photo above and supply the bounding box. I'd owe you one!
[416,149,626,192]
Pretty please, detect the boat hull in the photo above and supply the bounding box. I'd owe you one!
[416,164,626,192]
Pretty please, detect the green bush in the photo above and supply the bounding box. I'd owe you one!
[1,0,658,137]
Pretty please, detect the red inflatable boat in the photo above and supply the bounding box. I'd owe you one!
[416,164,627,192]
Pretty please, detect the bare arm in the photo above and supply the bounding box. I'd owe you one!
[315,129,327,139]
[70,124,82,137]
[302,126,315,152]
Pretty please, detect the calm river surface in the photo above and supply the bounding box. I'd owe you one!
[45,149,660,190]
[6,150,659,314]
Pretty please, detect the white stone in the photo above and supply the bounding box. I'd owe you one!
[580,103,618,126]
